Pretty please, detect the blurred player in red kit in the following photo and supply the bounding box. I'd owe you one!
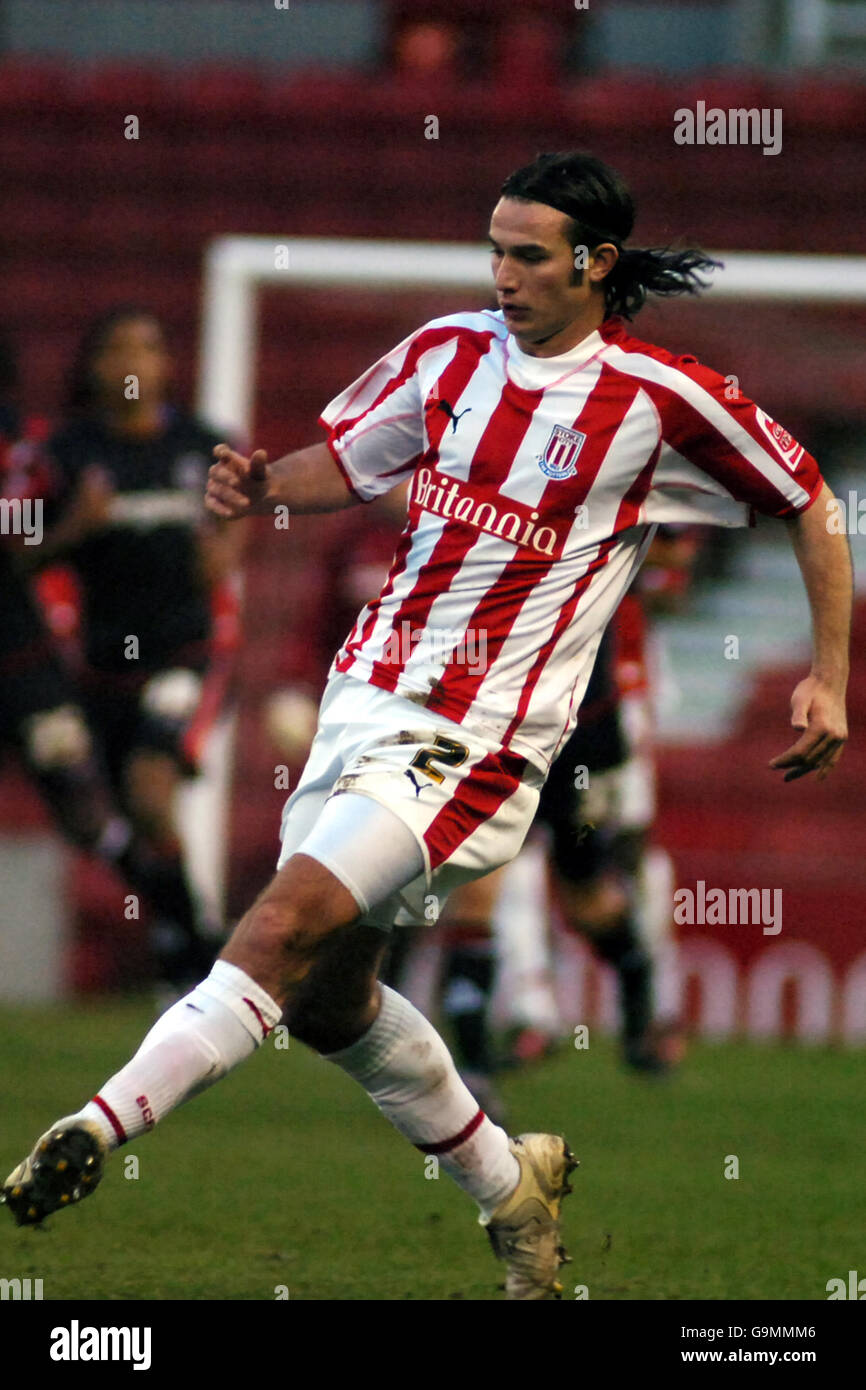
[5,155,849,1300]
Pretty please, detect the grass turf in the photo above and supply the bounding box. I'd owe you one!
[0,998,862,1301]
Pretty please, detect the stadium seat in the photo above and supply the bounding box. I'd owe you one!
[0,59,72,113]
[70,62,176,119]
[173,65,271,124]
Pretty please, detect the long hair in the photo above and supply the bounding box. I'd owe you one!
[501,151,721,319]
[64,305,167,416]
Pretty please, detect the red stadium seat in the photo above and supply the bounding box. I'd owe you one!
[0,60,73,114]
[561,73,676,129]
[173,65,271,125]
[70,62,176,121]
[0,128,72,186]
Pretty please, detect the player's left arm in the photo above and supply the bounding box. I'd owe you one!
[770,482,851,782]
[645,357,852,784]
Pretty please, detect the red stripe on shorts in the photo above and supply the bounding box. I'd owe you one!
[423,747,528,872]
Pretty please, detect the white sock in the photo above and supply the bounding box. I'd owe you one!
[324,984,519,1220]
[73,961,282,1147]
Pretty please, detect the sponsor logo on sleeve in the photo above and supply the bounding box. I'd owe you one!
[754,409,804,470]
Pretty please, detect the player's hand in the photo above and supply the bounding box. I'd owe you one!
[769,675,848,782]
[206,444,269,519]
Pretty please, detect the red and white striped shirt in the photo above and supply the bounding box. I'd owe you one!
[321,311,822,773]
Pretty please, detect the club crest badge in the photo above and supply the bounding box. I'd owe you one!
[537,424,586,479]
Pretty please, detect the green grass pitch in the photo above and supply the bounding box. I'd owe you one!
[0,999,861,1301]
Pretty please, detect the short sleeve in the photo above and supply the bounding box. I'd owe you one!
[641,357,823,528]
[319,329,427,501]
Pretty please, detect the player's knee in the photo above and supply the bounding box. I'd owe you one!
[240,881,360,962]
[23,706,92,769]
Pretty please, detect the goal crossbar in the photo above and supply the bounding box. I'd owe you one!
[198,235,866,436]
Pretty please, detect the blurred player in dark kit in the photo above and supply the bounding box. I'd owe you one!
[35,309,241,985]
[0,329,228,987]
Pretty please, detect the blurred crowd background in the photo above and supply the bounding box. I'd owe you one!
[1,0,865,1044]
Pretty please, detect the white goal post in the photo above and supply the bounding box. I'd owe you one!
[197,237,866,437]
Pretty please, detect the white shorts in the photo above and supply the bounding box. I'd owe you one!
[276,670,543,927]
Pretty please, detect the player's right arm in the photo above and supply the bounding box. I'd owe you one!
[206,442,358,519]
[209,317,455,520]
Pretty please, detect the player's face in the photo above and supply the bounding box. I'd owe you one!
[91,317,170,407]
[488,198,616,356]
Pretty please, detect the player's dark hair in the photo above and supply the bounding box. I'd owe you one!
[501,151,721,319]
[65,305,167,415]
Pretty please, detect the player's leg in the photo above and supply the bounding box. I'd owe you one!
[265,792,521,1221]
[493,835,563,1063]
[18,701,130,857]
[380,873,504,1115]
[121,746,218,983]
[552,824,658,1069]
[5,676,575,1296]
[0,845,359,1227]
[437,870,505,1123]
[283,789,574,1300]
[538,712,661,1072]
[2,793,514,1229]
[4,644,132,863]
[6,649,216,979]
[106,665,228,986]
[280,694,576,1297]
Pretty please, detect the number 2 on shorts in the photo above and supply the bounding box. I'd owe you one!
[409,735,469,785]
